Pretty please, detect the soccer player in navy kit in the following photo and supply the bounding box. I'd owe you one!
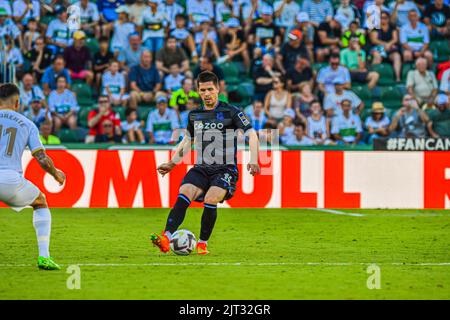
[151,71,260,255]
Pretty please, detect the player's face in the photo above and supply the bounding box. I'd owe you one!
[198,81,219,108]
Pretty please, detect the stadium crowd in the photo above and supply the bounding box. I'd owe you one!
[1,0,450,146]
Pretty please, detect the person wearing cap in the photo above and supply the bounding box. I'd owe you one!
[45,6,72,55]
[283,121,316,146]
[73,0,100,38]
[364,102,391,144]
[315,13,343,62]
[138,0,168,55]
[146,94,180,144]
[278,107,297,144]
[389,94,429,138]
[331,98,364,145]
[19,73,46,110]
[301,0,334,27]
[12,0,40,26]
[340,36,380,90]
[186,0,214,31]
[427,94,450,138]
[276,29,309,74]
[274,0,301,32]
[323,77,363,117]
[248,5,282,56]
[295,12,315,58]
[109,5,136,55]
[215,0,240,30]
[221,17,250,69]
[63,30,94,85]
[24,97,51,130]
[194,16,221,61]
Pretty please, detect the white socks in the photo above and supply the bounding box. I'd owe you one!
[33,208,52,258]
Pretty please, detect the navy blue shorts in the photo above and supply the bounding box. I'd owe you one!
[181,166,239,202]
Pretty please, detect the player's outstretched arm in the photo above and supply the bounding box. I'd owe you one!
[247,129,261,176]
[157,134,193,177]
[33,149,66,185]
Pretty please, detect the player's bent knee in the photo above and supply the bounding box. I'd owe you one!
[31,192,48,209]
[179,184,202,201]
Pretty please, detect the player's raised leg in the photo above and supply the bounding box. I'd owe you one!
[150,183,203,253]
[197,186,228,255]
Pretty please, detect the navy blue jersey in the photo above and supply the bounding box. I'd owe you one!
[186,101,253,172]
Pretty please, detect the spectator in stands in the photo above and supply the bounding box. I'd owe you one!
[423,0,450,39]
[364,102,391,144]
[121,108,145,144]
[129,50,162,109]
[362,0,390,30]
[286,56,314,94]
[400,9,433,66]
[169,77,200,112]
[196,17,221,60]
[146,95,180,144]
[248,6,282,57]
[74,0,100,38]
[170,13,198,62]
[246,100,268,132]
[278,108,297,144]
[369,11,402,82]
[187,0,214,30]
[317,54,351,96]
[138,0,167,55]
[277,29,310,74]
[264,75,292,122]
[161,0,185,30]
[295,12,315,59]
[164,64,185,94]
[13,0,40,26]
[19,73,46,110]
[440,67,450,95]
[427,94,450,138]
[253,53,282,102]
[389,94,430,138]
[323,77,363,117]
[0,7,22,48]
[306,101,333,145]
[95,119,122,143]
[406,58,438,106]
[331,98,363,145]
[340,37,380,90]
[274,0,301,34]
[0,35,24,75]
[336,0,361,30]
[118,32,145,72]
[23,18,40,54]
[283,121,316,146]
[155,36,190,79]
[215,0,240,33]
[46,6,71,56]
[128,0,146,25]
[314,14,343,62]
[63,30,94,85]
[27,36,53,83]
[193,56,226,95]
[301,0,334,27]
[390,0,421,28]
[94,36,114,89]
[221,18,250,69]
[48,76,79,132]
[41,55,71,96]
[39,120,61,145]
[292,82,317,118]
[97,0,125,25]
[110,5,136,56]
[86,95,122,143]
[341,20,366,48]
[0,1,11,17]
[102,60,129,107]
[24,97,51,129]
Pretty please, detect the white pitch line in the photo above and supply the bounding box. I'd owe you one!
[0,262,449,268]
[309,208,365,217]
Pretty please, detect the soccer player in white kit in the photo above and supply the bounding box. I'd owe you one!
[0,83,65,270]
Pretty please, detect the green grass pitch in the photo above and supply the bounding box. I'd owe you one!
[0,208,449,299]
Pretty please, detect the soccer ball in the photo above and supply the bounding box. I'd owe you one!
[170,230,197,255]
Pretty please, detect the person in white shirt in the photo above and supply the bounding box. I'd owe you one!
[19,73,46,111]
[283,122,315,146]
[13,0,40,26]
[331,98,363,144]
[102,60,129,107]
[389,0,420,28]
[0,35,24,72]
[110,6,136,55]
[164,64,185,94]
[400,9,433,66]
[45,6,72,55]
[278,108,296,144]
[274,0,301,32]
[74,0,100,38]
[161,0,184,29]
[146,95,180,144]
[306,100,334,145]
[323,78,363,117]
[363,0,390,30]
[138,0,168,54]
[440,68,450,94]
[48,76,79,132]
[187,0,214,31]
[121,108,145,143]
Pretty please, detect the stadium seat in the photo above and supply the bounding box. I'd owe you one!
[401,63,414,82]
[58,128,84,143]
[351,85,372,107]
[85,38,100,56]
[77,107,94,128]
[138,107,152,122]
[380,86,403,109]
[219,62,240,85]
[370,63,395,86]
[112,107,126,120]
[430,40,450,63]
[312,63,328,72]
[72,83,94,107]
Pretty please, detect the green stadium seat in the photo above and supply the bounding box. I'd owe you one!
[370,63,395,86]
[401,63,414,82]
[112,107,126,120]
[72,83,94,107]
[85,38,100,56]
[77,107,94,128]
[380,86,403,109]
[138,107,152,121]
[430,40,450,63]
[219,62,240,85]
[312,63,328,72]
[58,129,83,143]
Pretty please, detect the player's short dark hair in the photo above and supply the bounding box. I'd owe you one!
[196,71,219,88]
[0,83,20,101]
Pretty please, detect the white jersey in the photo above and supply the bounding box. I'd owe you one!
[102,71,126,96]
[307,115,327,139]
[0,109,43,174]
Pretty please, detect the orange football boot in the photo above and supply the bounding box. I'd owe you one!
[150,231,170,253]
[196,242,209,255]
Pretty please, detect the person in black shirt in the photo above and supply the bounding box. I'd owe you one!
[253,53,282,102]
[27,37,53,83]
[150,71,260,255]
[423,0,450,39]
[314,17,342,62]
[93,36,114,89]
[222,18,250,69]
[248,6,282,58]
[286,56,314,94]
[276,29,310,74]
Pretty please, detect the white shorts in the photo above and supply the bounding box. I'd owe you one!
[0,170,40,212]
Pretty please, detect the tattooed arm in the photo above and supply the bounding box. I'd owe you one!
[32,149,66,185]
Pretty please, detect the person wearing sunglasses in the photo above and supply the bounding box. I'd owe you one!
[85,95,122,143]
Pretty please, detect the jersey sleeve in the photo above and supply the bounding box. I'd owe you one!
[232,107,253,132]
[28,123,44,155]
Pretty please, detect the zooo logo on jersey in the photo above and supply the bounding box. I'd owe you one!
[194,121,224,130]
